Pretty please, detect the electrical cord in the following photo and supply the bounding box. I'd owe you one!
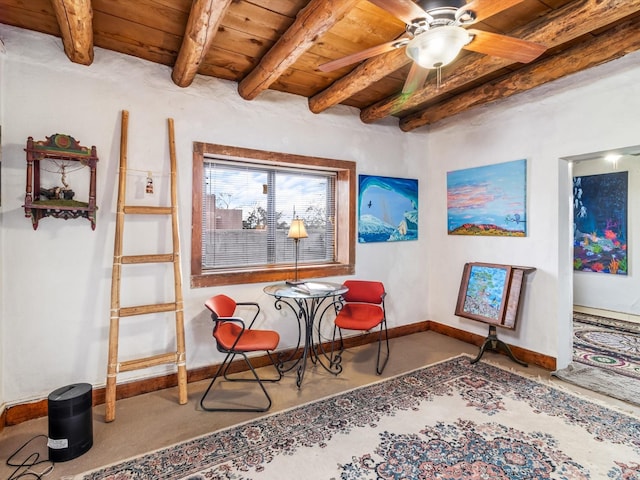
[5,434,54,479]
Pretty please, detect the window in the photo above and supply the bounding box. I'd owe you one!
[191,143,355,287]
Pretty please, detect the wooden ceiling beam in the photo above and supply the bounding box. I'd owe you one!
[238,0,361,101]
[172,0,232,88]
[309,46,410,114]
[360,0,640,125]
[400,16,640,131]
[50,0,93,65]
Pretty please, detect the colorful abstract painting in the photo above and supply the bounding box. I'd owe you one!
[573,171,628,275]
[447,159,527,236]
[358,175,418,243]
[455,263,511,325]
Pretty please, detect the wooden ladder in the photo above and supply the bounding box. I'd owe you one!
[105,110,188,422]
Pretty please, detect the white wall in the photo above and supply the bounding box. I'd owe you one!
[571,155,640,315]
[0,25,428,405]
[424,48,640,369]
[0,36,5,412]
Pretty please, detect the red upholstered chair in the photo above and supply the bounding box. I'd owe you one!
[200,294,282,412]
[332,280,390,375]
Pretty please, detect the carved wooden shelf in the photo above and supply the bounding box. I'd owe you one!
[24,134,98,230]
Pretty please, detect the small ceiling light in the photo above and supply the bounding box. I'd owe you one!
[405,25,469,69]
[605,153,622,169]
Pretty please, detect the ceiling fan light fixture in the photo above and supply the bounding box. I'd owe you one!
[405,25,469,69]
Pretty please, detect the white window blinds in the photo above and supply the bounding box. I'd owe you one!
[202,159,336,270]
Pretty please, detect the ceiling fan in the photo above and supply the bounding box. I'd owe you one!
[319,0,547,94]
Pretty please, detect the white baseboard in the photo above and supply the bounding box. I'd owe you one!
[573,305,640,324]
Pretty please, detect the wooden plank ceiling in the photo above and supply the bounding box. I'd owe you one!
[2,0,640,132]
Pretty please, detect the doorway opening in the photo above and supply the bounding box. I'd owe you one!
[556,145,640,405]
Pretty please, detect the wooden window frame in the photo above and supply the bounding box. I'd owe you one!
[191,142,356,288]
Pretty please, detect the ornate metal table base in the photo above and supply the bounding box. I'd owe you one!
[274,295,344,387]
[264,282,347,388]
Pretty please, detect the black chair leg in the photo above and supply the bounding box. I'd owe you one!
[200,351,282,413]
[200,353,234,412]
[331,324,389,375]
[375,319,390,375]
[221,352,282,383]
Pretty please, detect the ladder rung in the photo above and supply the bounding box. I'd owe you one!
[119,352,178,372]
[123,206,172,215]
[122,254,174,264]
[120,302,176,317]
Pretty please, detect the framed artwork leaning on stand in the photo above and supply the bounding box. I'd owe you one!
[455,262,535,366]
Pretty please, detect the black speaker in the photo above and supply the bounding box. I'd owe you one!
[47,383,93,462]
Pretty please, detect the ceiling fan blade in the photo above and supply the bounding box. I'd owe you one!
[368,0,429,25]
[464,29,546,63]
[402,62,430,94]
[463,0,524,24]
[318,38,409,72]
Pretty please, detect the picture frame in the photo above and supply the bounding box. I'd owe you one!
[358,174,418,243]
[455,262,514,328]
[573,171,628,275]
[447,159,527,236]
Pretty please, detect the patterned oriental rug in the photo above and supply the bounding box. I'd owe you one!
[553,312,640,407]
[72,355,640,480]
[572,311,640,379]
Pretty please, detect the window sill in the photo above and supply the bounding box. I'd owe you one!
[190,263,355,288]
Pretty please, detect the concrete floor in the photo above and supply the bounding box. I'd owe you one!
[1,331,638,479]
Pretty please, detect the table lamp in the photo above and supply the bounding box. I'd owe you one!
[288,218,308,283]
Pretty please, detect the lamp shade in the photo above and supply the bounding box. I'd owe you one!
[288,218,308,239]
[405,25,469,69]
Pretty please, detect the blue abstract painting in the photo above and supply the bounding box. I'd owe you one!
[447,159,527,236]
[358,175,418,243]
